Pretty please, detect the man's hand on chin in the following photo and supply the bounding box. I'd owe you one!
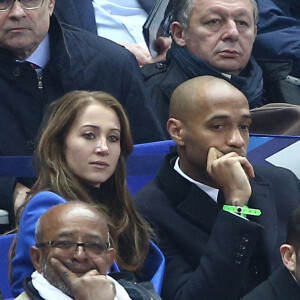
[50,258,116,300]
[206,147,254,207]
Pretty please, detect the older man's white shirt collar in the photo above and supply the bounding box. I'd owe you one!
[31,270,132,300]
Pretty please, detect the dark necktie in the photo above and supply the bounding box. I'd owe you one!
[28,62,40,70]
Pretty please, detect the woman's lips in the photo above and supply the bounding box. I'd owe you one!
[90,161,109,169]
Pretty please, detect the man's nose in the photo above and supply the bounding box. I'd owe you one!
[9,0,26,18]
[222,20,239,41]
[227,129,245,148]
[73,245,87,262]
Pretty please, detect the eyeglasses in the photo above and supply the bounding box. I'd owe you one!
[0,0,45,12]
[37,240,110,256]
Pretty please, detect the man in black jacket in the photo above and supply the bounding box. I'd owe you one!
[142,0,263,137]
[16,202,161,300]
[134,76,300,300]
[242,207,300,300]
[0,0,164,230]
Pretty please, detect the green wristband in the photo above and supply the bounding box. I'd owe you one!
[223,205,262,218]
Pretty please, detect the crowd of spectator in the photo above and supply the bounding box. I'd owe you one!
[1,0,300,299]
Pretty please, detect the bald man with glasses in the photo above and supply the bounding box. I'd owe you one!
[15,201,161,300]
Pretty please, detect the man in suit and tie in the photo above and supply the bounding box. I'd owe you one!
[134,76,300,300]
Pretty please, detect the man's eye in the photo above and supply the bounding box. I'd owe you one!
[208,19,220,25]
[236,20,248,26]
[54,241,73,249]
[205,19,223,30]
[236,20,250,32]
[213,124,224,130]
[240,124,250,130]
[83,132,95,139]
[207,19,221,28]
[86,242,106,252]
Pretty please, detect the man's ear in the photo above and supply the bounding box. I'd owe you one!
[280,244,297,272]
[171,22,187,47]
[48,0,55,15]
[30,246,43,274]
[105,248,116,273]
[167,118,185,146]
[254,25,257,38]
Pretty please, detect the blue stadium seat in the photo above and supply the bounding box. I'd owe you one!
[0,233,15,299]
[109,240,165,294]
[144,240,165,294]
[127,140,175,194]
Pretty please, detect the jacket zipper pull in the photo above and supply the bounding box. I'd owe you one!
[37,72,43,89]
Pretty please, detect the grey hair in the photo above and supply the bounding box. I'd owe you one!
[35,216,43,245]
[172,0,259,33]
[251,0,259,24]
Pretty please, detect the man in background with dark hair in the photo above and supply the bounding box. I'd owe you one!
[242,206,300,299]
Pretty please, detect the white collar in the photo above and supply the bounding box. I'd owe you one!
[31,270,73,300]
[174,157,219,203]
[31,270,132,300]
